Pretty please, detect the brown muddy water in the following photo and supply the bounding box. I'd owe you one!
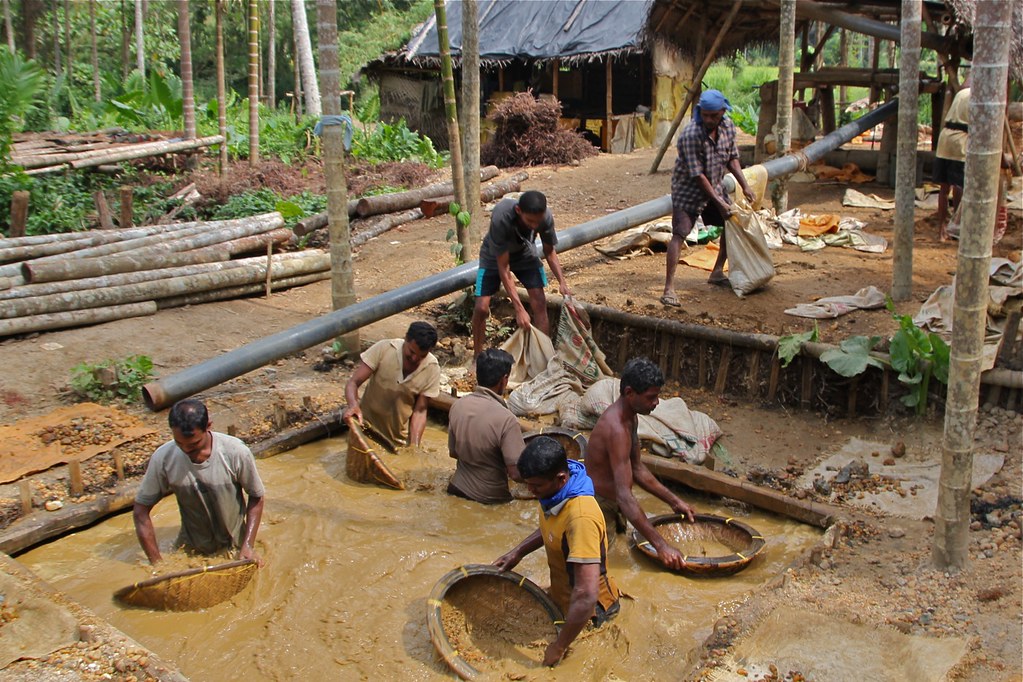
[18,426,820,680]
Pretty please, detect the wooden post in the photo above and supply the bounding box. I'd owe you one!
[20,480,32,515]
[838,29,849,110]
[698,340,708,388]
[820,87,836,134]
[648,0,741,173]
[767,355,781,403]
[603,57,613,152]
[847,377,860,417]
[498,67,504,91]
[302,395,314,411]
[119,186,133,228]
[265,240,273,297]
[892,0,921,303]
[273,400,288,429]
[227,423,238,436]
[94,190,114,229]
[69,459,83,497]
[9,190,29,238]
[714,346,731,395]
[552,58,559,100]
[773,0,796,212]
[112,450,125,481]
[747,350,761,397]
[800,357,813,409]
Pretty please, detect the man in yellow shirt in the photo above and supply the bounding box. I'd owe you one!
[342,321,440,448]
[494,436,622,667]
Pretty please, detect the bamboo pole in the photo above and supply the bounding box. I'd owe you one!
[772,0,796,213]
[119,186,134,228]
[0,220,209,266]
[215,0,228,173]
[648,0,742,174]
[891,0,921,302]
[351,209,424,246]
[248,0,260,166]
[460,0,482,250]
[0,252,330,320]
[933,0,1012,571]
[291,198,359,235]
[0,301,158,337]
[9,190,28,238]
[433,0,468,257]
[419,172,528,218]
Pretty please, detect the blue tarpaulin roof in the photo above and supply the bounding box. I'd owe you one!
[404,0,653,63]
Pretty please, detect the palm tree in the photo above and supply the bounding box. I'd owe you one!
[178,0,196,142]
[266,0,275,108]
[433,0,467,256]
[215,0,228,171]
[134,0,144,78]
[248,0,259,166]
[88,0,100,101]
[460,0,481,251]
[2,0,13,51]
[291,0,320,116]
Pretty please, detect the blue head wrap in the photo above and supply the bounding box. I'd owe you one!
[539,459,594,514]
[693,89,732,120]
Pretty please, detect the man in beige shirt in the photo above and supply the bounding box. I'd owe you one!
[934,85,970,240]
[447,348,525,503]
[343,321,441,448]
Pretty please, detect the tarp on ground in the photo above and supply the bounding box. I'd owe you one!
[404,0,652,62]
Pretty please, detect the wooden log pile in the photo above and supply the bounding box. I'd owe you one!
[0,212,332,337]
[8,130,225,176]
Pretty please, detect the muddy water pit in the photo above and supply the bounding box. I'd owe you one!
[18,425,820,680]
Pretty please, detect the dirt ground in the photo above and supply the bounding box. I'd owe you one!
[0,144,1020,680]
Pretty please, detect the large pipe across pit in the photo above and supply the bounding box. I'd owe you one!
[142,99,901,411]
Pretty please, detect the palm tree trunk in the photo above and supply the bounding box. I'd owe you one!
[51,0,61,75]
[215,0,228,172]
[433,0,467,257]
[772,0,795,213]
[177,0,196,167]
[89,0,100,101]
[2,0,13,51]
[120,0,130,79]
[291,0,320,116]
[267,0,276,108]
[293,28,303,118]
[23,0,43,59]
[459,0,481,254]
[134,0,144,77]
[932,0,1012,571]
[248,0,260,166]
[63,0,71,82]
[315,0,358,352]
[891,0,921,302]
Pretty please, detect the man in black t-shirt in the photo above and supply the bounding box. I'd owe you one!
[472,191,571,358]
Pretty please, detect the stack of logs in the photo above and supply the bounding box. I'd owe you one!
[0,212,329,337]
[293,166,527,239]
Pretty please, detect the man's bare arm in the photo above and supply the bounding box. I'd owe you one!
[132,502,162,565]
[409,392,431,447]
[342,362,374,425]
[542,562,599,666]
[542,244,571,296]
[496,251,530,329]
[632,458,695,522]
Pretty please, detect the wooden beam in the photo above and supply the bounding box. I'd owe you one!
[604,57,613,152]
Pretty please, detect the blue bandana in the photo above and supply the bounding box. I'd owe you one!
[539,459,594,514]
[693,89,732,121]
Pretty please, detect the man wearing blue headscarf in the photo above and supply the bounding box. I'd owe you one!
[662,89,756,307]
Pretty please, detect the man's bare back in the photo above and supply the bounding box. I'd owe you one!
[585,399,638,503]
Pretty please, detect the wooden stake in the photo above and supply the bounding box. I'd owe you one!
[880,367,890,413]
[747,350,761,397]
[657,331,671,377]
[698,340,708,389]
[94,190,115,229]
[847,377,860,418]
[714,346,732,395]
[800,358,813,409]
[226,423,238,436]
[767,355,781,403]
[112,450,125,481]
[302,395,314,412]
[9,190,29,238]
[20,480,32,515]
[119,186,133,228]
[603,57,613,152]
[69,459,83,497]
[273,400,287,429]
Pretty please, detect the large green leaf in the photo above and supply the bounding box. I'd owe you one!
[819,335,884,377]
[776,324,819,368]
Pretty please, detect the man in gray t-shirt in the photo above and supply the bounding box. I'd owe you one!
[472,191,572,358]
[133,399,265,565]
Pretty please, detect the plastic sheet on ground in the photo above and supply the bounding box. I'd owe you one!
[784,285,887,319]
[773,209,888,253]
[560,378,721,464]
[913,259,1022,371]
[842,188,895,210]
[798,438,1004,520]
[711,607,968,682]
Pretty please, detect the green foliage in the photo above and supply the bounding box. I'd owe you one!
[211,188,326,228]
[443,202,471,264]
[887,300,950,416]
[728,102,760,136]
[819,335,885,377]
[352,119,445,167]
[704,63,777,112]
[777,324,819,368]
[105,69,184,130]
[199,97,316,164]
[0,48,46,169]
[336,0,435,90]
[70,355,154,404]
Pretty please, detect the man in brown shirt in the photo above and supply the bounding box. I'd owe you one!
[343,321,440,448]
[447,348,525,503]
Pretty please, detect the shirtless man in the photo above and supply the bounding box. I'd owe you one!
[584,357,696,570]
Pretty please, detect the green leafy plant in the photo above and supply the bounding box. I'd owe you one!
[211,189,326,228]
[728,102,760,136]
[70,355,154,404]
[887,300,950,416]
[820,335,885,376]
[776,323,819,368]
[444,202,472,265]
[0,47,46,169]
[351,119,445,168]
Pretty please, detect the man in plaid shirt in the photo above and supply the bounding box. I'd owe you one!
[662,89,755,308]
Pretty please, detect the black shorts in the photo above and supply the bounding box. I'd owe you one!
[671,202,727,239]
[475,263,547,297]
[933,157,964,187]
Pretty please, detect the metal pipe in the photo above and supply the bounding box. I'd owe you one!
[795,0,949,52]
[144,99,900,411]
[142,198,674,410]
